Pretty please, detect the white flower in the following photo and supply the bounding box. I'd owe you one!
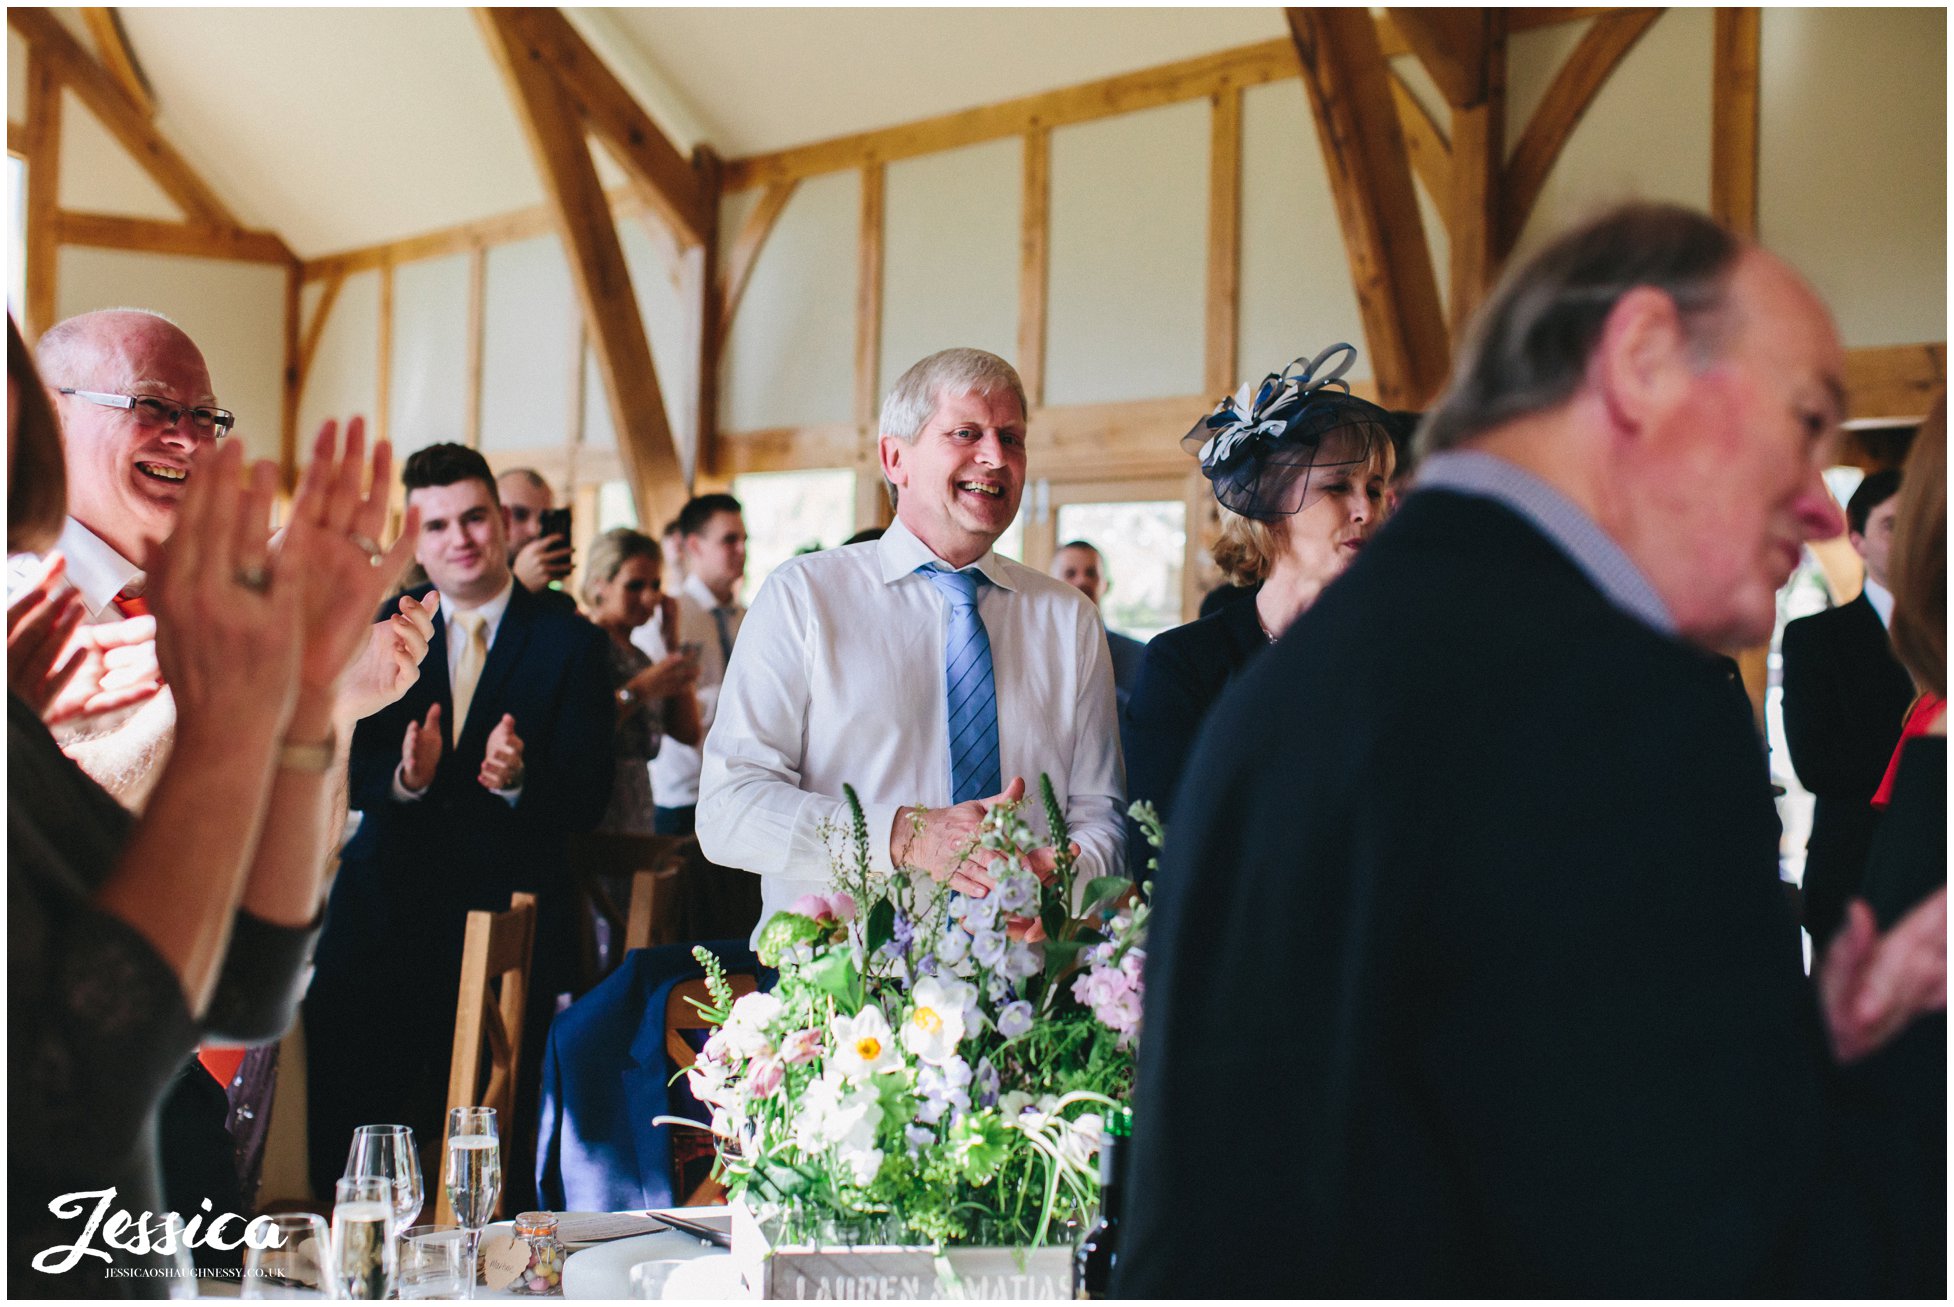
[722,991,784,1058]
[997,1090,1036,1120]
[794,1070,884,1155]
[1057,1113,1103,1170]
[936,925,970,966]
[901,976,972,1065]
[829,1005,903,1081]
[837,1141,885,1187]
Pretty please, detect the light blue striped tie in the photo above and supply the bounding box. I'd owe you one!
[921,564,1001,805]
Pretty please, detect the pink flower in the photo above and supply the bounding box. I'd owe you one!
[829,892,858,922]
[748,1055,785,1099]
[781,1027,823,1065]
[789,893,836,920]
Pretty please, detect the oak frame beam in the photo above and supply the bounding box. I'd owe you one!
[478,7,688,527]
[280,262,301,486]
[1502,8,1664,253]
[1383,8,1489,108]
[854,164,885,431]
[23,50,62,342]
[79,8,154,119]
[55,211,293,264]
[1286,7,1450,408]
[483,6,711,248]
[8,7,235,228]
[1443,11,1506,335]
[1710,8,1762,237]
[1017,130,1051,409]
[1204,88,1242,395]
[716,180,798,354]
[298,271,346,390]
[1387,73,1452,229]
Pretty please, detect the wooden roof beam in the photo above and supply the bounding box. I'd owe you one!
[477,7,688,528]
[484,6,711,249]
[9,7,234,229]
[1384,8,1490,108]
[79,9,154,119]
[1501,9,1663,254]
[1286,8,1450,408]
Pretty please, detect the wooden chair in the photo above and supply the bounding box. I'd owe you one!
[664,972,758,1207]
[434,892,536,1226]
[569,833,693,988]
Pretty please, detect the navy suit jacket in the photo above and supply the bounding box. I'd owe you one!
[327,580,615,973]
[535,941,759,1212]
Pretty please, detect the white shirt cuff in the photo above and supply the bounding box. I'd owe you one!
[392,763,429,802]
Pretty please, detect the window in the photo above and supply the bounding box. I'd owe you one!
[730,468,857,604]
[1056,500,1186,641]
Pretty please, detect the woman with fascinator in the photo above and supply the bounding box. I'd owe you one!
[1123,344,1396,839]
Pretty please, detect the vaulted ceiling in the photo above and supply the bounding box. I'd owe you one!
[52,6,1293,258]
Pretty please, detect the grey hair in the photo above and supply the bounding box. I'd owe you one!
[579,527,661,607]
[1416,203,1743,460]
[878,348,1028,443]
[33,308,182,388]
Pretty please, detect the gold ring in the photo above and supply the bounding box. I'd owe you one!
[347,532,383,565]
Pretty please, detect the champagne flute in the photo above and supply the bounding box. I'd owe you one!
[346,1124,425,1236]
[241,1213,330,1299]
[444,1106,502,1300]
[333,1175,398,1300]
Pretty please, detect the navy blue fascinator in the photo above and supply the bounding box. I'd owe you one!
[1182,343,1393,520]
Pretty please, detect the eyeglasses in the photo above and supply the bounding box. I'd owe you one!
[57,388,235,438]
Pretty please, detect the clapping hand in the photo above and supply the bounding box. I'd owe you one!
[479,714,525,791]
[8,553,88,719]
[1819,888,1949,1063]
[894,777,1032,898]
[336,591,440,728]
[276,418,420,710]
[400,703,444,792]
[626,651,699,702]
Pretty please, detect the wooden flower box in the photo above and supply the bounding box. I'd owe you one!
[729,1202,1076,1300]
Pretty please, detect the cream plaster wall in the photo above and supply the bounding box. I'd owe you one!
[1046,99,1208,407]
[387,253,471,455]
[480,235,576,453]
[9,31,28,124]
[297,269,379,455]
[720,167,858,431]
[55,246,286,464]
[879,137,1021,399]
[617,217,694,473]
[1759,7,1946,347]
[1509,7,1714,264]
[57,89,183,221]
[1237,81,1372,390]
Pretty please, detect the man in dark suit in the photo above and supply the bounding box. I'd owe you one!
[1049,539,1146,710]
[1118,205,1946,1297]
[305,444,613,1200]
[1781,468,1914,954]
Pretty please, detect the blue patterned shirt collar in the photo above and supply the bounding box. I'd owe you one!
[1413,450,1676,636]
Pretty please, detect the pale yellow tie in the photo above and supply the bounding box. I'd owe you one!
[450,612,488,745]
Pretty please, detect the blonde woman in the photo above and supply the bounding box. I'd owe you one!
[1123,344,1395,828]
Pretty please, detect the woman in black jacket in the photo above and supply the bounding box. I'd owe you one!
[1123,344,1396,843]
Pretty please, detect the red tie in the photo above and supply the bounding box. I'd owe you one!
[111,593,149,619]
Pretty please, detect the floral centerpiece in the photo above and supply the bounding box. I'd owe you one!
[685,778,1157,1249]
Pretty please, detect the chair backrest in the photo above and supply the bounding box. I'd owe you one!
[663,971,759,1207]
[435,891,536,1226]
[570,834,694,985]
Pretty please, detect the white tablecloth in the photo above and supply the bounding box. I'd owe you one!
[555,1209,737,1301]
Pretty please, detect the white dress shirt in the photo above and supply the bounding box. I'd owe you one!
[393,577,521,805]
[1862,577,1894,629]
[631,572,743,808]
[697,516,1125,940]
[8,517,175,812]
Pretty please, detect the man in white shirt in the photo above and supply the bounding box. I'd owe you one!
[10,308,432,809]
[631,492,748,836]
[498,466,574,601]
[697,348,1124,937]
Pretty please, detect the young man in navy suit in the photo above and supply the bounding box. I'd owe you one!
[1781,468,1916,954]
[305,444,613,1202]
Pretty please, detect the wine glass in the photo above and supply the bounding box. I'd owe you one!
[346,1124,424,1235]
[444,1106,502,1300]
[241,1213,331,1299]
[333,1175,398,1300]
